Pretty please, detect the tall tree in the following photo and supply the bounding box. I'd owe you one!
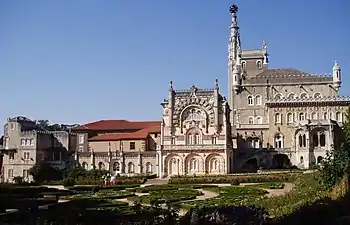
[320,108,350,189]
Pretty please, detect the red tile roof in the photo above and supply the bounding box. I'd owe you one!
[88,125,161,142]
[73,120,160,131]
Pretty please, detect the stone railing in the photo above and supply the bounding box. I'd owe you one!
[162,144,226,151]
[236,124,269,129]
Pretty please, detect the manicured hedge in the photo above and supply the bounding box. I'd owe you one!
[128,189,203,204]
[169,173,299,184]
[68,184,140,192]
[62,190,135,200]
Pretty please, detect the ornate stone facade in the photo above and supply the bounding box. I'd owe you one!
[158,81,233,177]
[227,5,349,170]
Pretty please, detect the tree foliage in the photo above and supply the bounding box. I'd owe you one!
[319,108,350,189]
[29,162,62,183]
[35,119,79,132]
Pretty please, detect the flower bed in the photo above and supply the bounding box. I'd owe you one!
[245,182,285,189]
[68,184,140,192]
[61,190,135,200]
[129,184,219,193]
[128,189,203,204]
[169,173,299,184]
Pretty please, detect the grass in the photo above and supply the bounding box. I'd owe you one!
[128,189,203,204]
[245,182,285,189]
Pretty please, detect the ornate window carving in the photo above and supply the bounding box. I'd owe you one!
[255,95,262,105]
[256,60,262,69]
[185,108,205,121]
[241,61,247,69]
[274,93,283,100]
[186,129,201,145]
[189,158,199,172]
[210,158,219,171]
[311,112,318,120]
[299,112,305,121]
[299,92,308,99]
[287,93,296,99]
[313,92,322,98]
[247,137,260,148]
[247,96,254,105]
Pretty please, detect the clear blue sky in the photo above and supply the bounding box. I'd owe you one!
[0,0,349,127]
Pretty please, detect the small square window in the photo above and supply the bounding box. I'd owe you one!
[130,142,135,150]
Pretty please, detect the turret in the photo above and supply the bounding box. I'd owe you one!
[333,61,341,90]
[232,57,241,93]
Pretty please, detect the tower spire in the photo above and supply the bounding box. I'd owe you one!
[228,4,241,65]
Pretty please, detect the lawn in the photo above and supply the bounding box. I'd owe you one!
[128,189,203,204]
[244,182,285,189]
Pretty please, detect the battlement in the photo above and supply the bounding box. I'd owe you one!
[266,96,350,106]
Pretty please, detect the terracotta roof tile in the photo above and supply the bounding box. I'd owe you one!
[73,120,160,131]
[88,125,160,142]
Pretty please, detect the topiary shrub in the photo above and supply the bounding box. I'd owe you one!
[62,178,76,187]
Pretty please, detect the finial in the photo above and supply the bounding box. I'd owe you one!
[334,60,338,66]
[229,4,238,14]
[215,77,219,89]
[262,40,267,50]
[169,80,173,89]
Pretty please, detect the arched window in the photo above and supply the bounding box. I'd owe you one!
[82,162,88,170]
[323,112,328,119]
[311,112,318,120]
[298,134,306,148]
[274,134,283,148]
[274,94,283,100]
[329,112,333,120]
[287,93,296,99]
[98,162,105,170]
[256,117,263,124]
[300,156,304,164]
[336,112,342,122]
[146,162,152,173]
[190,158,198,172]
[210,158,219,171]
[313,93,322,98]
[241,61,247,69]
[128,162,134,173]
[248,117,254,124]
[287,113,293,123]
[299,112,305,121]
[247,138,260,148]
[312,134,319,147]
[187,129,201,145]
[275,113,281,124]
[320,133,326,147]
[317,156,323,164]
[300,93,308,99]
[255,95,262,105]
[113,162,120,171]
[256,60,262,69]
[247,96,254,105]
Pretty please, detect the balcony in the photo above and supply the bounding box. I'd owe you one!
[162,144,226,151]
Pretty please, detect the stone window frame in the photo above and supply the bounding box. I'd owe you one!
[241,60,247,69]
[247,95,254,106]
[256,116,263,124]
[335,111,342,122]
[311,112,318,120]
[255,95,262,105]
[256,60,263,69]
[274,133,284,149]
[248,116,254,124]
[299,112,306,121]
[286,112,294,124]
[275,113,282,124]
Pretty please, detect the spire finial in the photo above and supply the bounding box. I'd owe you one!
[169,80,173,89]
[262,40,267,50]
[215,77,219,89]
[334,60,338,66]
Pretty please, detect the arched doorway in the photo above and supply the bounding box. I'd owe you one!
[272,154,291,169]
[241,158,258,172]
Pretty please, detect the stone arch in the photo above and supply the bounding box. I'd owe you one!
[179,104,211,133]
[272,154,291,169]
[246,136,261,148]
[255,94,262,105]
[247,95,254,105]
[311,127,327,148]
[295,129,306,148]
[127,162,135,173]
[98,162,105,170]
[274,133,284,148]
[184,153,204,174]
[311,112,318,120]
[113,162,120,172]
[164,153,183,177]
[81,162,88,170]
[205,153,225,173]
[287,93,296,99]
[317,156,324,164]
[145,162,153,173]
[241,158,258,172]
[274,93,283,100]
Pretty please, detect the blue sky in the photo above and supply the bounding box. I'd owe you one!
[0,0,349,127]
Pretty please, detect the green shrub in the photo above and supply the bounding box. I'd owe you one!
[231,179,240,185]
[62,178,76,187]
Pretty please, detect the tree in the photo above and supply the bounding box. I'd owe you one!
[29,162,62,183]
[319,108,350,189]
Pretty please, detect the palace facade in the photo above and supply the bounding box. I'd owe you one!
[1,4,349,182]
